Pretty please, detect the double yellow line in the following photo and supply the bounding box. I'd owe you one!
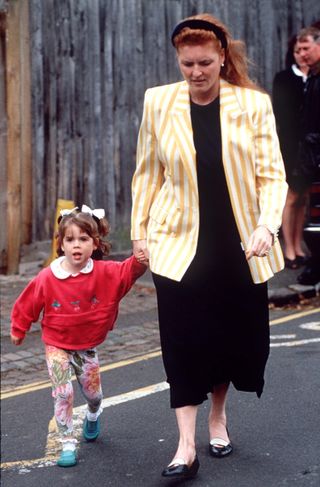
[1,349,162,400]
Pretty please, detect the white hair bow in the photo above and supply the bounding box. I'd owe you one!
[81,204,105,220]
[60,207,79,217]
[59,205,105,220]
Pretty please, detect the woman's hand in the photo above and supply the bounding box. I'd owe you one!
[133,239,150,266]
[11,333,23,346]
[245,226,273,260]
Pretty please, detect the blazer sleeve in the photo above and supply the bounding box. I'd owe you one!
[253,93,288,235]
[131,89,165,240]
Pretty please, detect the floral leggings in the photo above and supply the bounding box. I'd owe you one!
[45,345,103,438]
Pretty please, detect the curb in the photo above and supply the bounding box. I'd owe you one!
[268,283,319,306]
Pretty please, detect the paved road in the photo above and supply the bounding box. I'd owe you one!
[1,307,320,487]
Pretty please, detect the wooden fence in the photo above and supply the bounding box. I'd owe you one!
[1,0,320,273]
[0,10,6,269]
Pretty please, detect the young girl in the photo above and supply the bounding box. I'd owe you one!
[10,205,146,467]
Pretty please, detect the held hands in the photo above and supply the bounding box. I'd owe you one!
[133,239,150,266]
[245,226,273,261]
[11,333,24,346]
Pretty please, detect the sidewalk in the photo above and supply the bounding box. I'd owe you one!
[1,240,319,393]
[267,262,319,306]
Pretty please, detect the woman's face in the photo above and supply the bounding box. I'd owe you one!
[177,41,225,103]
[293,44,308,70]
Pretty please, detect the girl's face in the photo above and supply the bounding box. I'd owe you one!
[177,41,225,104]
[61,223,97,273]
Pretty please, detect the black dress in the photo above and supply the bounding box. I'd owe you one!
[152,97,269,408]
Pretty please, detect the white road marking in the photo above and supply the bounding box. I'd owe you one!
[300,321,320,331]
[270,338,320,347]
[270,334,296,339]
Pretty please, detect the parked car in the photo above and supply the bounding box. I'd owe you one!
[298,180,320,285]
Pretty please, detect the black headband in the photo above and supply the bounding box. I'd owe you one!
[171,19,228,49]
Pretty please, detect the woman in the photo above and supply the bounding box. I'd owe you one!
[273,36,309,269]
[131,14,287,480]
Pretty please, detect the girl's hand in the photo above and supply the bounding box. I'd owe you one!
[133,239,149,265]
[11,333,24,346]
[245,226,273,260]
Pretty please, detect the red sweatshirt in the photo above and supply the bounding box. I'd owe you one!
[11,256,146,350]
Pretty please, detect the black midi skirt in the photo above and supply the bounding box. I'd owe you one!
[153,254,269,408]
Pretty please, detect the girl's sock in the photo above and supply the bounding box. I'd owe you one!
[61,438,77,451]
[87,406,103,422]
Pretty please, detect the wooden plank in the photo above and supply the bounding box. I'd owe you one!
[0,13,7,272]
[102,0,116,225]
[20,0,32,245]
[42,0,57,235]
[29,0,45,240]
[6,0,21,274]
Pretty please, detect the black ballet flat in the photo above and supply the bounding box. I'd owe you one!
[161,455,200,479]
[295,255,310,266]
[209,437,233,458]
[284,257,299,269]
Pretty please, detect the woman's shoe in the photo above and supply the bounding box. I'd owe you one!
[57,449,77,467]
[284,257,299,269]
[295,255,310,266]
[161,455,200,478]
[209,437,233,458]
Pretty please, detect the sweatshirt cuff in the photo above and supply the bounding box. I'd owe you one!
[11,326,26,339]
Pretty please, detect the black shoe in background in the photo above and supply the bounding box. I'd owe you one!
[297,264,320,286]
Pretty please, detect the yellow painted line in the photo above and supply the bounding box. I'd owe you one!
[1,308,319,400]
[1,380,51,395]
[270,307,320,326]
[0,457,55,470]
[0,349,162,400]
[99,349,161,372]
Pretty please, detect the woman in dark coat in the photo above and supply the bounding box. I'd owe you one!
[273,36,309,269]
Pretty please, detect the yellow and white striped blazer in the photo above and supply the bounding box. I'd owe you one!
[131,79,288,283]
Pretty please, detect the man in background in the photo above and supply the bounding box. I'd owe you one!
[296,25,320,285]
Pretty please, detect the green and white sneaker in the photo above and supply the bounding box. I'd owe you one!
[83,416,100,442]
[57,449,77,467]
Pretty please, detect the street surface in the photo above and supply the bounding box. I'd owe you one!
[1,298,320,487]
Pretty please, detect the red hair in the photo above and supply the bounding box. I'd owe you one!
[173,13,262,91]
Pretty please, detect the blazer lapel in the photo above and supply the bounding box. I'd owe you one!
[169,79,247,204]
[170,82,198,198]
[219,79,251,244]
[219,78,246,119]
